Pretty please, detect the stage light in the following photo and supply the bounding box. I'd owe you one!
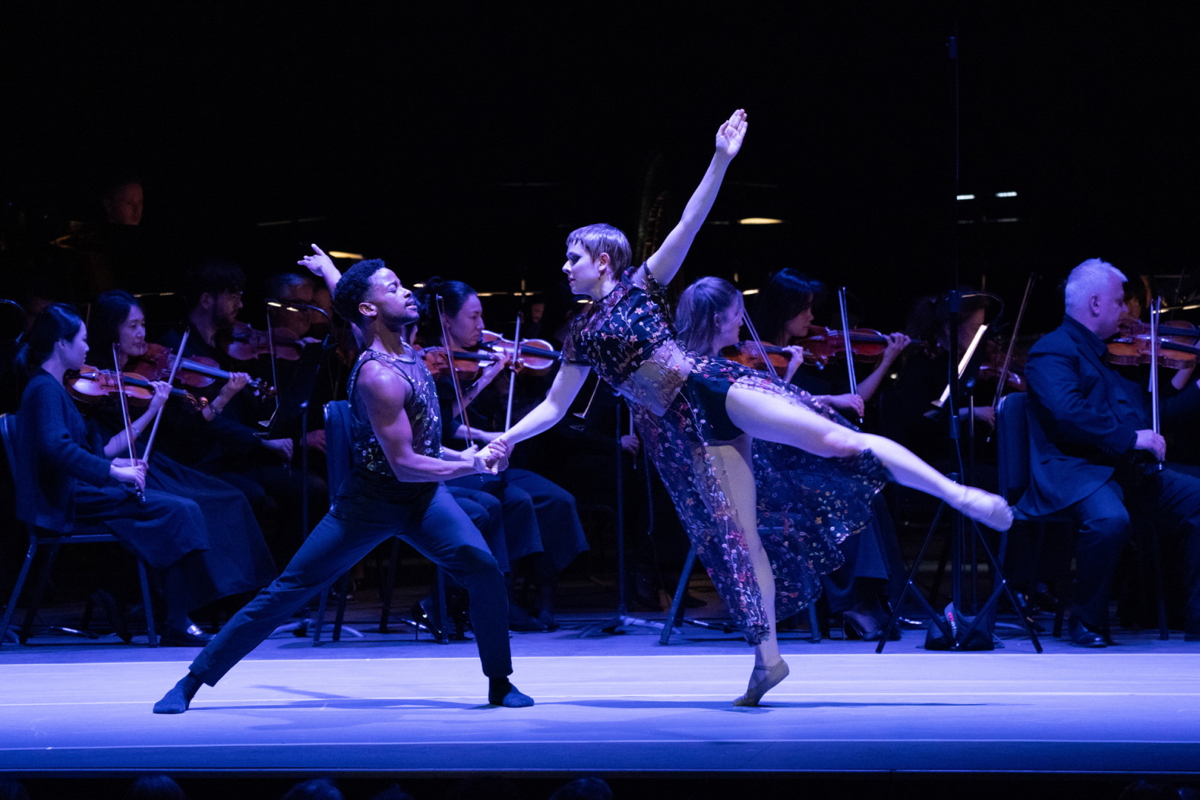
[995,217,1020,223]
[328,251,364,260]
[996,191,1018,198]
[742,289,759,295]
[737,217,783,225]
[956,194,975,201]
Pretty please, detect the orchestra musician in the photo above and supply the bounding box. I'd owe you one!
[413,277,589,632]
[492,109,1011,706]
[12,304,218,646]
[1019,259,1200,646]
[153,259,532,713]
[87,291,278,601]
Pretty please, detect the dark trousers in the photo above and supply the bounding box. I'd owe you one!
[1068,465,1200,633]
[189,477,512,686]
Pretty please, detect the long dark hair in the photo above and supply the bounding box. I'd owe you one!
[14,303,84,376]
[415,276,476,345]
[90,291,140,369]
[751,268,825,346]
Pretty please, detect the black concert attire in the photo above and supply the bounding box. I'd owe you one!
[435,372,589,577]
[1019,316,1200,635]
[81,395,277,606]
[186,347,513,686]
[13,371,220,612]
[159,324,326,556]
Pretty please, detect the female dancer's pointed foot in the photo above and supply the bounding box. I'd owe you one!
[733,660,790,707]
[488,679,535,708]
[955,486,1014,531]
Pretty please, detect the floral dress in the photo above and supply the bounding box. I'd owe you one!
[563,267,888,644]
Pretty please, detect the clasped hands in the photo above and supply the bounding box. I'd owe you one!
[471,439,510,474]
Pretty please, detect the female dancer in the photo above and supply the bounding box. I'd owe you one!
[493,109,1012,706]
[11,305,217,645]
[678,277,906,641]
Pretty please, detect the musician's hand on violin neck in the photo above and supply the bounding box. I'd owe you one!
[882,333,911,363]
[149,381,172,413]
[1135,430,1167,462]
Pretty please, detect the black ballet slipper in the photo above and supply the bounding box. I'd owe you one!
[153,673,202,714]
[488,679,535,708]
[733,660,790,707]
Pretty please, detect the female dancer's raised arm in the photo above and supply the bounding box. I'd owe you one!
[640,109,747,289]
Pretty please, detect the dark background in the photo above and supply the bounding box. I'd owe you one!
[2,3,1196,334]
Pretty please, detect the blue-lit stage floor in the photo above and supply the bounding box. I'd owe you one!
[2,615,1199,778]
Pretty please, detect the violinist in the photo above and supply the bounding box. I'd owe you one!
[1019,259,1200,647]
[87,292,277,600]
[159,260,323,557]
[416,277,589,631]
[12,304,217,646]
[749,268,910,418]
[678,277,907,641]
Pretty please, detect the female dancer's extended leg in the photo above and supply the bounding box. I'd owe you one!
[705,436,790,706]
[724,382,1013,531]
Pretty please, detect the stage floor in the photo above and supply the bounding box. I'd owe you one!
[2,614,1200,778]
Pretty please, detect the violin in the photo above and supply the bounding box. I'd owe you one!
[478,330,562,375]
[130,343,275,398]
[420,346,498,380]
[223,321,303,361]
[720,340,792,373]
[1106,321,1200,370]
[67,366,204,408]
[793,325,890,366]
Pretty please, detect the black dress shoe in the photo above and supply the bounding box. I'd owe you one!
[161,625,214,647]
[1067,615,1107,648]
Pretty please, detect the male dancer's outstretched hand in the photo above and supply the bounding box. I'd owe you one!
[298,243,336,278]
[715,108,748,160]
[477,440,510,473]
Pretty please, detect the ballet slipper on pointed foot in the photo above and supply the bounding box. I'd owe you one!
[733,659,790,707]
[955,487,1014,532]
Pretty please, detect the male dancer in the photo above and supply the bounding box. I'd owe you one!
[154,259,533,713]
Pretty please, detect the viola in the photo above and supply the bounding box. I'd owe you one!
[130,343,275,398]
[478,330,561,374]
[67,366,204,409]
[793,325,890,366]
[223,321,303,361]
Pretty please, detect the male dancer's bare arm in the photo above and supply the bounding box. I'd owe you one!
[359,360,502,480]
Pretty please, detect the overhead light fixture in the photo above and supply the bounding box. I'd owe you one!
[742,289,759,295]
[328,251,364,260]
[995,191,1018,198]
[995,217,1020,223]
[956,194,975,201]
[737,218,783,225]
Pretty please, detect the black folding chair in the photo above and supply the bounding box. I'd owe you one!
[0,413,159,648]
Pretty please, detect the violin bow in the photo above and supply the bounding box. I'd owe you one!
[504,312,522,432]
[263,307,282,417]
[740,310,779,379]
[1149,296,1165,473]
[141,329,189,466]
[112,345,146,504]
[838,287,863,424]
[435,294,475,447]
[987,273,1036,441]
